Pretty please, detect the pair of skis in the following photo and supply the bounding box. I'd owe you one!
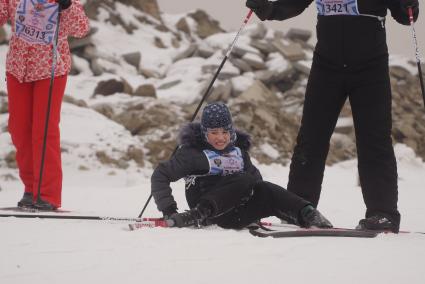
[1,207,422,238]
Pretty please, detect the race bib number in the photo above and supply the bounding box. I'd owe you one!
[15,0,59,45]
[316,0,360,16]
[203,147,244,176]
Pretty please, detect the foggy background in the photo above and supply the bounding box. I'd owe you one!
[158,0,425,59]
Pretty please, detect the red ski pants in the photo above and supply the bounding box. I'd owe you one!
[7,73,67,207]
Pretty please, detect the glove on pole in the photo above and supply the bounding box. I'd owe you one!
[35,6,62,204]
[137,10,254,218]
[408,7,425,107]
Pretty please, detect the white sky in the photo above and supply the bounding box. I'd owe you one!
[158,0,425,59]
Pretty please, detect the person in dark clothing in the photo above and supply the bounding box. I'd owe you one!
[246,0,420,233]
[151,102,332,229]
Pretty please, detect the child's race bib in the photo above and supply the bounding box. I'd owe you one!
[15,0,59,45]
[316,0,360,16]
[203,147,244,176]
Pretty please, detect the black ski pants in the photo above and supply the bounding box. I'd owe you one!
[201,176,310,229]
[287,55,400,226]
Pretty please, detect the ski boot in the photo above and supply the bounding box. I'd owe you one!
[33,198,58,211]
[299,205,333,228]
[356,215,399,233]
[169,205,211,228]
[17,192,33,208]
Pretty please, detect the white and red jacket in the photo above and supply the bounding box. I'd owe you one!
[0,0,89,83]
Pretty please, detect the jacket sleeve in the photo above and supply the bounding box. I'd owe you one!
[151,146,209,212]
[268,0,314,21]
[60,0,90,38]
[243,151,263,182]
[0,0,9,26]
[387,0,419,25]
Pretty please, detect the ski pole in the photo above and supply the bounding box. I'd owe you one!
[137,10,254,218]
[36,6,62,205]
[408,7,425,107]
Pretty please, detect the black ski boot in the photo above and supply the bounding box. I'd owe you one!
[17,192,33,208]
[356,215,399,233]
[170,206,211,228]
[33,198,57,211]
[299,205,333,228]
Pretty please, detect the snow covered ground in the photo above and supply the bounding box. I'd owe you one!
[0,143,425,284]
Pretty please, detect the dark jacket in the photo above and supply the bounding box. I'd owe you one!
[151,123,262,212]
[268,0,419,69]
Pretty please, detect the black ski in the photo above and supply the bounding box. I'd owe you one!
[249,227,378,238]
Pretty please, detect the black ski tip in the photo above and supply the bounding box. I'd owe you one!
[250,228,379,238]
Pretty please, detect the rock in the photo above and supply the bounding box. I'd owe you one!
[208,82,232,102]
[63,95,88,108]
[197,42,215,58]
[140,67,160,78]
[188,10,224,39]
[93,78,133,96]
[120,0,162,20]
[241,53,266,70]
[176,17,191,35]
[158,80,182,90]
[173,44,197,62]
[229,58,253,73]
[92,103,115,119]
[0,98,8,114]
[250,39,277,55]
[134,84,156,97]
[90,59,105,76]
[293,61,312,75]
[272,39,306,61]
[5,151,17,169]
[122,52,142,70]
[286,28,312,42]
[69,36,93,51]
[126,145,145,167]
[236,80,276,103]
[247,23,268,40]
[154,37,166,49]
[0,27,8,44]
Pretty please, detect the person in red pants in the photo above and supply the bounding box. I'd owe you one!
[0,0,89,210]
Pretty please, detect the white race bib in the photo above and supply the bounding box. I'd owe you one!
[15,0,59,45]
[316,0,360,16]
[203,147,244,176]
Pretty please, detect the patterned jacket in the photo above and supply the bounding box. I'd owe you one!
[0,0,89,82]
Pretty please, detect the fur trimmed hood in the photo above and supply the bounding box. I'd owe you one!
[178,122,252,151]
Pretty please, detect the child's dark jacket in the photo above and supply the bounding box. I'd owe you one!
[151,123,262,213]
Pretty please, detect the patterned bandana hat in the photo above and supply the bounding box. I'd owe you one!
[201,102,237,144]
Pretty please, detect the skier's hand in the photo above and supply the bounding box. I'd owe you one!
[162,205,178,220]
[56,0,72,10]
[400,0,419,16]
[246,0,273,21]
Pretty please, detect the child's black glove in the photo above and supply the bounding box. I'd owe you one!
[162,205,178,219]
[56,0,72,10]
[246,0,273,21]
